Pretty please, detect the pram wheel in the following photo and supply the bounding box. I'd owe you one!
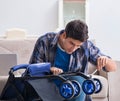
[93,78,102,93]
[59,80,74,99]
[71,80,81,98]
[82,79,95,95]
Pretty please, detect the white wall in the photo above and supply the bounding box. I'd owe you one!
[0,0,58,35]
[0,0,119,61]
[88,0,120,61]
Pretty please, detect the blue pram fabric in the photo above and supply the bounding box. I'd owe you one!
[0,63,95,101]
[12,63,51,76]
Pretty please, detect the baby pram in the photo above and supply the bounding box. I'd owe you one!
[0,63,102,101]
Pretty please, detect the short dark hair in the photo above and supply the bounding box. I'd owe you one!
[65,20,89,42]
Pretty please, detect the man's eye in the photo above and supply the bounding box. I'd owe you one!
[69,41,74,45]
[71,43,74,46]
[77,45,80,47]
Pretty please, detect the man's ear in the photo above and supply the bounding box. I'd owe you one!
[62,32,66,39]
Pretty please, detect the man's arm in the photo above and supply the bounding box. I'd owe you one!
[29,38,45,64]
[97,56,117,72]
[87,41,117,72]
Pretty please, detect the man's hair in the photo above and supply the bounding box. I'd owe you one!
[65,20,89,42]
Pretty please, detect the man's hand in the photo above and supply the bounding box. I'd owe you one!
[97,56,108,70]
[50,67,63,75]
[97,56,117,71]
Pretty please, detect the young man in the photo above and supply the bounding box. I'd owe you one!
[29,20,116,101]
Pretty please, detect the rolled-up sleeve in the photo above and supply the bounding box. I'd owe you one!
[87,41,111,72]
[88,41,106,65]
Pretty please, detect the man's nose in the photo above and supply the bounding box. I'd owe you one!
[71,45,78,51]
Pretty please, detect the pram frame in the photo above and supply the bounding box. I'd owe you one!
[0,63,102,101]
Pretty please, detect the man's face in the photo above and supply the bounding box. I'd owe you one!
[60,32,83,54]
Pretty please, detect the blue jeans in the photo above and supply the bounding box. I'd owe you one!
[68,76,86,101]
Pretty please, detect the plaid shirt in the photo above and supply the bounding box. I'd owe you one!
[29,30,106,74]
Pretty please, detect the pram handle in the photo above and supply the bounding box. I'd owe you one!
[10,64,29,73]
